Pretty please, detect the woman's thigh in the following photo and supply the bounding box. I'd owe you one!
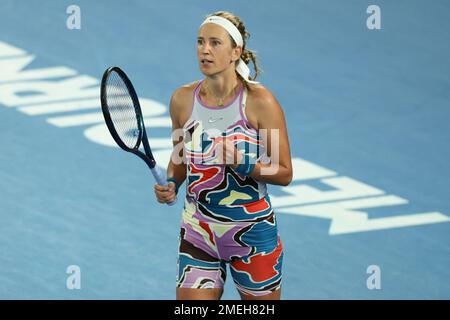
[176,288,223,300]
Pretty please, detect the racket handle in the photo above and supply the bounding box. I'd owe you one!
[151,166,177,206]
[151,165,167,186]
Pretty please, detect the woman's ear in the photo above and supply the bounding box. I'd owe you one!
[231,46,243,63]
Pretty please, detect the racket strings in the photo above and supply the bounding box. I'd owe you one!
[106,71,140,149]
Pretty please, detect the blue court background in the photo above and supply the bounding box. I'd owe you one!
[0,0,449,299]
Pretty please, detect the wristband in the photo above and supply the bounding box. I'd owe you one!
[166,177,179,195]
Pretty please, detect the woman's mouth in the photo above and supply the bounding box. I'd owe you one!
[201,59,213,65]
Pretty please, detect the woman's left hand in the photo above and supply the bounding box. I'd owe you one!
[214,138,243,168]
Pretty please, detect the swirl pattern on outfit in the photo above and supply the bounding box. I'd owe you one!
[176,80,283,296]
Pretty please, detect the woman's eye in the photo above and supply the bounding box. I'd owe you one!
[197,39,203,45]
[212,41,220,46]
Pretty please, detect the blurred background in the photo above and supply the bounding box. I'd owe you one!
[0,0,449,299]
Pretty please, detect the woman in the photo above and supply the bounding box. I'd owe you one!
[154,11,293,300]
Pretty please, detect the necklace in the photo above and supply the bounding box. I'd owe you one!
[204,81,239,107]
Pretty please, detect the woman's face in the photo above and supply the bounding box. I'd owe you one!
[197,23,241,76]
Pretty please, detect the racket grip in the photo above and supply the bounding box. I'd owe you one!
[151,166,177,206]
[151,165,167,186]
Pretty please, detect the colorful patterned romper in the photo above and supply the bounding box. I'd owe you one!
[176,80,283,296]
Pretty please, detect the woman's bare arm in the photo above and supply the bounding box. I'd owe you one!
[248,88,293,186]
[167,87,189,185]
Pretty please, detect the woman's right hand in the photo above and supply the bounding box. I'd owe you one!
[154,182,177,204]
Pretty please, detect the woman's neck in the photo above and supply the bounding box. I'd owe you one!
[203,68,240,100]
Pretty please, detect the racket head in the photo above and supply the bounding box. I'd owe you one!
[100,66,144,152]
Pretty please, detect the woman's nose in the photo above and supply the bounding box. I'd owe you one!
[201,43,211,53]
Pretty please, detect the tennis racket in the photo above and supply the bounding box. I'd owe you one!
[100,66,176,205]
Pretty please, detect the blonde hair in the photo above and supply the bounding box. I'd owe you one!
[205,11,261,87]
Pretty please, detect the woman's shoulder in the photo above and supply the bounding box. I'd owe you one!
[170,80,200,109]
[169,81,202,126]
[172,80,201,99]
[246,82,279,111]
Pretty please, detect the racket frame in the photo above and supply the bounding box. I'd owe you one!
[100,66,157,170]
[100,66,176,205]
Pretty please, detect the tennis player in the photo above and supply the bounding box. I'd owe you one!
[154,11,292,300]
